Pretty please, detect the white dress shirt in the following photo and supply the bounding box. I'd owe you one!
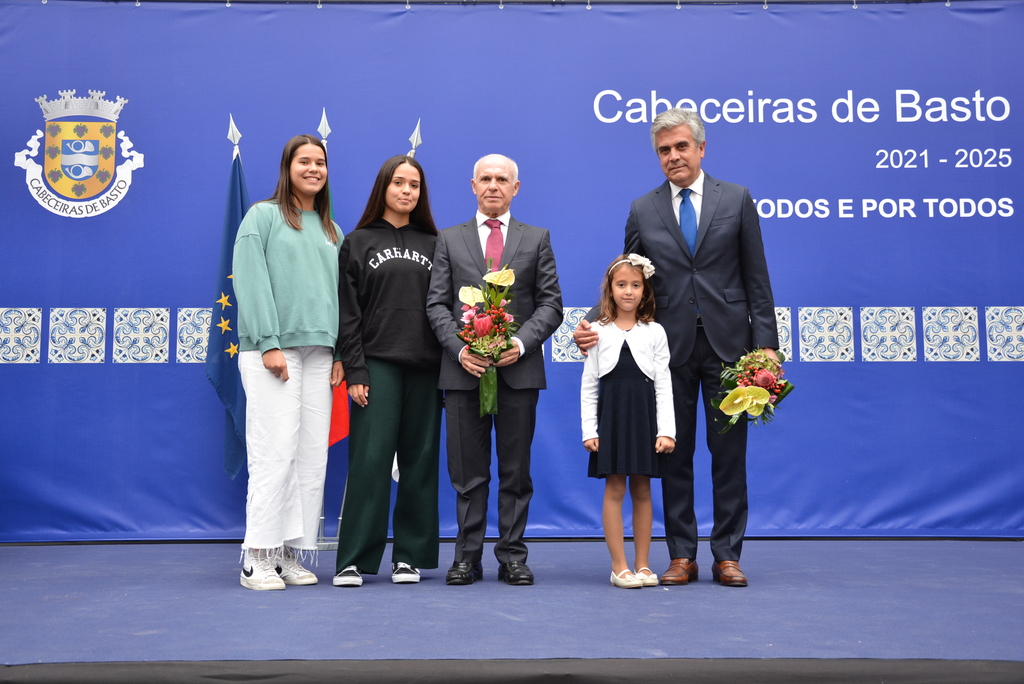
[580,320,675,441]
[475,210,510,259]
[671,169,705,228]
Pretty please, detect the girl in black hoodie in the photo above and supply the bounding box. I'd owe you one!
[333,156,442,587]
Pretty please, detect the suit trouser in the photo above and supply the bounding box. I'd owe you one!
[335,358,442,574]
[238,346,333,551]
[444,373,538,565]
[662,327,749,562]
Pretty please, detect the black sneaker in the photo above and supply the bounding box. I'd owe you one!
[333,565,362,587]
[392,562,421,584]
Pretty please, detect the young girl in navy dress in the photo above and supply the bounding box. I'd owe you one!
[581,254,675,589]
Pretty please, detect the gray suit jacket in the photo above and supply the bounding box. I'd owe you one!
[625,174,778,365]
[427,217,563,391]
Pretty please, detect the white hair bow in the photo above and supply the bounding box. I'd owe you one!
[611,253,655,279]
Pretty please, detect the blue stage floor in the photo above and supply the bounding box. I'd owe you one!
[2,539,1022,665]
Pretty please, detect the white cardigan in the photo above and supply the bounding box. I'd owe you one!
[580,320,675,442]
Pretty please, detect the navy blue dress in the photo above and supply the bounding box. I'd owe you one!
[588,341,665,479]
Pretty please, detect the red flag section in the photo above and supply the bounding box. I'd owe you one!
[329,382,349,446]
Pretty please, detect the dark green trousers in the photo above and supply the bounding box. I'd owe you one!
[335,358,442,574]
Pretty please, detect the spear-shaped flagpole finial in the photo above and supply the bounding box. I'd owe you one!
[407,118,422,158]
[227,114,242,160]
[318,108,332,149]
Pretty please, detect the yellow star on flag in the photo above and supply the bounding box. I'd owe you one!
[225,342,239,358]
[216,317,232,334]
[216,292,232,310]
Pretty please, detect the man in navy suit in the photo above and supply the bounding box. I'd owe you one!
[427,154,563,586]
[576,109,778,587]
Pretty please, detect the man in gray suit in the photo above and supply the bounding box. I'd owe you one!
[576,109,778,587]
[427,154,563,586]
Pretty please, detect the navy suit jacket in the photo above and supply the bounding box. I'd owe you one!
[427,216,563,391]
[624,174,778,365]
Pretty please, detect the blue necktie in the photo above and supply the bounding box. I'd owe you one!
[679,188,697,257]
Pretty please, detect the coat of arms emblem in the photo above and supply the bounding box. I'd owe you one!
[14,90,144,218]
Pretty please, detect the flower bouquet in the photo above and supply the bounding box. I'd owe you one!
[710,349,794,433]
[457,266,519,416]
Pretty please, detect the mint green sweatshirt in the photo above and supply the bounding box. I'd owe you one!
[233,201,342,353]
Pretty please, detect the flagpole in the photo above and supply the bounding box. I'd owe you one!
[318,108,348,551]
[228,114,241,160]
[407,118,422,157]
[389,118,423,485]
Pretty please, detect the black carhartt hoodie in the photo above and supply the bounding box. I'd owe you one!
[336,219,441,386]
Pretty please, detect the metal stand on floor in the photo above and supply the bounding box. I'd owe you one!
[316,453,397,551]
[316,477,347,551]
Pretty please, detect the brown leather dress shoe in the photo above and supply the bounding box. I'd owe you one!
[660,558,699,585]
[712,560,748,587]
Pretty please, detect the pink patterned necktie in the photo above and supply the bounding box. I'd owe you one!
[484,218,503,272]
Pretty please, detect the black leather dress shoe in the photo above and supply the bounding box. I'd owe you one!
[497,561,534,585]
[445,561,483,585]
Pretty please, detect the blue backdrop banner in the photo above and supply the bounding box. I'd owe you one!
[1,0,1022,541]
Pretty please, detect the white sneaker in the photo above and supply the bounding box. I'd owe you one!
[333,565,362,587]
[392,562,421,584]
[241,549,286,591]
[276,547,317,585]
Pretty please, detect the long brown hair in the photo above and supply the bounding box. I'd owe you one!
[266,135,338,244]
[354,155,437,235]
[598,255,656,324]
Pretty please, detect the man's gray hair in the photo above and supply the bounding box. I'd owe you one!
[473,154,519,184]
[650,108,706,151]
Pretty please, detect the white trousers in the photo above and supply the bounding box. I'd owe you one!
[238,345,333,551]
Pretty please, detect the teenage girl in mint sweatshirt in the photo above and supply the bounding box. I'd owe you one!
[233,135,343,591]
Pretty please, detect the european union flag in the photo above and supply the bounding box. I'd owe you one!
[205,151,251,479]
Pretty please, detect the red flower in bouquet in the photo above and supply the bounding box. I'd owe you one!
[473,314,493,338]
[751,368,777,389]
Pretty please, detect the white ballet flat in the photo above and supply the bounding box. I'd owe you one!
[610,568,643,589]
[634,567,659,587]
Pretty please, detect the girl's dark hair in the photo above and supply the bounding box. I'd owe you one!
[267,135,337,244]
[598,255,656,324]
[354,155,437,235]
